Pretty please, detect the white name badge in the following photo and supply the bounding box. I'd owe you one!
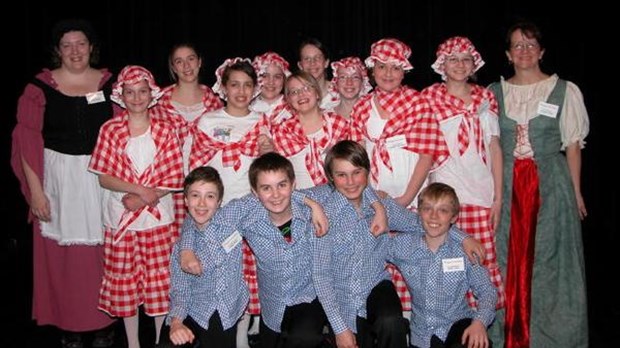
[85,91,106,104]
[442,257,465,273]
[386,134,407,149]
[222,230,242,253]
[537,101,559,118]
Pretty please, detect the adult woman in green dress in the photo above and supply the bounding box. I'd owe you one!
[488,21,589,348]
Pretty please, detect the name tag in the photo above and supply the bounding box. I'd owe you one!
[537,101,559,118]
[386,134,407,149]
[85,91,106,104]
[222,230,242,253]
[442,257,465,272]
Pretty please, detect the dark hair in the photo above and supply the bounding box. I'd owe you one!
[183,166,224,201]
[506,21,544,51]
[51,19,100,67]
[298,37,331,80]
[222,60,257,87]
[323,140,370,184]
[249,152,295,190]
[168,43,202,83]
[417,182,460,215]
[298,37,330,61]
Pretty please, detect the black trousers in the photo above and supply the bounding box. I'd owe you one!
[355,280,409,348]
[260,298,328,348]
[184,311,236,348]
[412,318,493,348]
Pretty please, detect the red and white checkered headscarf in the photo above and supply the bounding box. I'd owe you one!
[329,56,372,96]
[364,38,413,71]
[111,65,163,108]
[252,52,291,87]
[212,57,259,100]
[431,36,484,80]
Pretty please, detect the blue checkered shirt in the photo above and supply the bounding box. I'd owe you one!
[209,194,319,332]
[388,227,497,348]
[306,185,426,334]
[168,216,249,330]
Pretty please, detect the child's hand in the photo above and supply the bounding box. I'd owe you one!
[121,193,146,212]
[335,329,358,348]
[463,237,485,264]
[169,318,195,346]
[370,201,388,237]
[180,249,202,275]
[462,319,489,348]
[257,134,275,155]
[304,197,329,237]
[138,187,160,207]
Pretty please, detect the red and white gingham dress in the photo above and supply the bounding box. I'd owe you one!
[89,110,184,317]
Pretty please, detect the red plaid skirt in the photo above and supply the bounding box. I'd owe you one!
[458,204,505,309]
[98,224,174,317]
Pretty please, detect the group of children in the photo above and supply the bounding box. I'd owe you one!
[170,143,495,348]
[13,16,589,348]
[80,33,505,348]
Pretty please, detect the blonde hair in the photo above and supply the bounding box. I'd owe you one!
[418,183,460,215]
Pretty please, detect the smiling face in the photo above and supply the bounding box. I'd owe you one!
[185,181,222,229]
[335,67,363,100]
[286,75,320,114]
[223,70,255,112]
[330,158,368,208]
[121,80,152,114]
[372,62,404,92]
[418,195,458,241]
[259,63,285,102]
[506,29,544,71]
[57,31,92,71]
[298,44,329,81]
[443,53,475,83]
[171,46,201,84]
[252,169,295,223]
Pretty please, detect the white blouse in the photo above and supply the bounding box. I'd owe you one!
[500,74,589,154]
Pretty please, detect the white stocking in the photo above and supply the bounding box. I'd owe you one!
[236,312,251,348]
[154,315,166,344]
[248,315,260,335]
[123,315,140,348]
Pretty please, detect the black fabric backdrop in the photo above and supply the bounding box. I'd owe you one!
[1,1,612,346]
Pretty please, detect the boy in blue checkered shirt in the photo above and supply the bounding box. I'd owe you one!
[389,183,496,348]
[173,154,387,347]
[168,166,248,347]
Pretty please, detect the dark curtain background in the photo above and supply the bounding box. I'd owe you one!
[2,1,613,346]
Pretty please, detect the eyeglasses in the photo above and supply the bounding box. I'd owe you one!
[511,42,539,51]
[287,85,314,97]
[301,54,324,63]
[445,56,474,65]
